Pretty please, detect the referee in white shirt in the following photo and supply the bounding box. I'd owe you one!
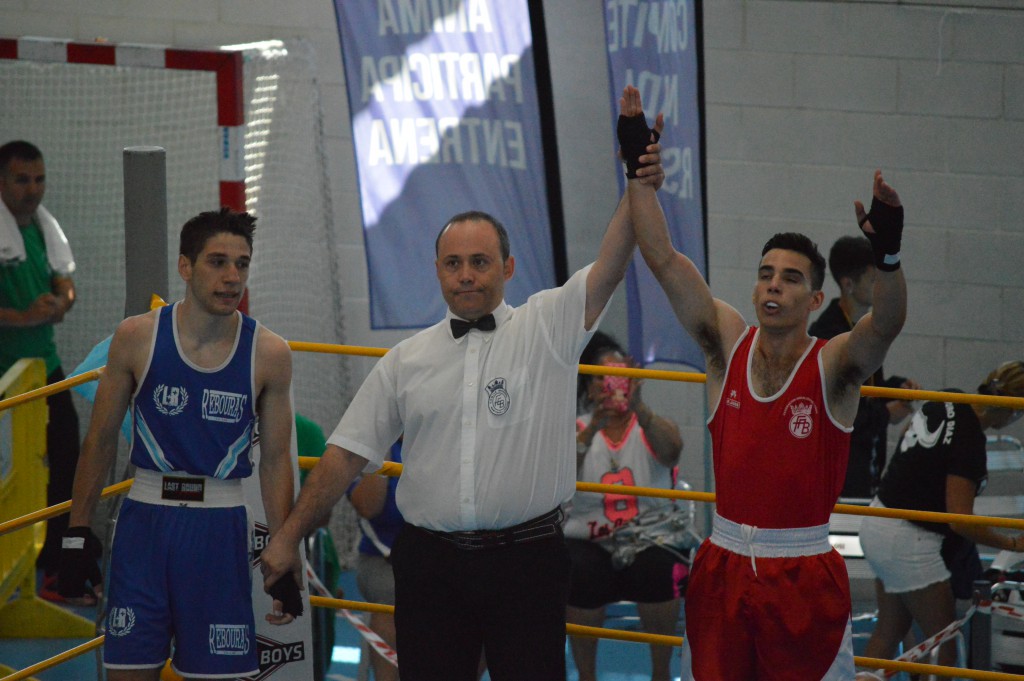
[262,86,664,681]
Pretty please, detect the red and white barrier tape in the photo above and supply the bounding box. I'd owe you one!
[874,596,1024,678]
[982,599,1024,621]
[305,566,399,668]
[880,604,976,677]
[337,607,400,668]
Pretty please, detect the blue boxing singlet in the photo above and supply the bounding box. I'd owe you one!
[129,303,259,479]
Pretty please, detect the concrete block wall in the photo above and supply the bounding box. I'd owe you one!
[549,0,1024,500]
[702,0,1024,408]
[694,1,1024,501]
[3,0,1023,514]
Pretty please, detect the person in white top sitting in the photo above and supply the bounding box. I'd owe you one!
[565,331,687,681]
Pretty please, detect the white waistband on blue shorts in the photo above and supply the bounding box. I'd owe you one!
[710,512,832,575]
[128,468,246,508]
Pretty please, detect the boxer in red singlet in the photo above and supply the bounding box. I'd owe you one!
[628,168,908,680]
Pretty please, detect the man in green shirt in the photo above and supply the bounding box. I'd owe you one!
[0,140,80,601]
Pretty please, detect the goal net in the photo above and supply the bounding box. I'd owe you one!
[0,38,349,434]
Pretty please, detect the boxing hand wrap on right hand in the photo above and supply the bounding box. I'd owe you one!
[269,573,304,618]
[862,196,904,271]
[616,113,659,179]
[57,526,103,599]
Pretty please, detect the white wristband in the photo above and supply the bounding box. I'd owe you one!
[62,537,85,550]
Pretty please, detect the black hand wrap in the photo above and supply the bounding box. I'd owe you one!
[57,526,103,598]
[616,113,658,179]
[269,573,304,618]
[861,196,904,271]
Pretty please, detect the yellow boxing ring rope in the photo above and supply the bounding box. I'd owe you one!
[1,341,1023,681]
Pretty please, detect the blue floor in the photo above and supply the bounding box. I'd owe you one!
[0,570,679,680]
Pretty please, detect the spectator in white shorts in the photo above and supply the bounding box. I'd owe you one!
[859,361,1024,673]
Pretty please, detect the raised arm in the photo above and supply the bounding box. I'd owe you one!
[822,170,907,417]
[625,89,744,382]
[584,86,664,330]
[632,383,683,468]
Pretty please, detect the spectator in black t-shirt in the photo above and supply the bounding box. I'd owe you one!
[857,361,1024,673]
[809,235,919,497]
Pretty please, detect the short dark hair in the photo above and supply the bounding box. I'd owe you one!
[828,236,874,286]
[761,232,826,291]
[179,207,256,263]
[0,140,43,173]
[577,331,627,407]
[435,210,510,261]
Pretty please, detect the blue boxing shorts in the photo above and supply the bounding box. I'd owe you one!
[103,469,258,678]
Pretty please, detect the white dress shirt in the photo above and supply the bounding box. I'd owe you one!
[328,265,604,531]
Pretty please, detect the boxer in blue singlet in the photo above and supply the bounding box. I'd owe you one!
[59,208,302,681]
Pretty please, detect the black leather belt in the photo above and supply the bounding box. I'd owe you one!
[421,508,564,551]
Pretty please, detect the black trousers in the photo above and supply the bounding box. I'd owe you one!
[391,522,571,681]
[36,366,81,573]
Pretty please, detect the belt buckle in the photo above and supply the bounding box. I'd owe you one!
[512,523,558,543]
[439,512,562,551]
[452,529,508,551]
[451,534,479,550]
[161,476,205,502]
[469,530,507,550]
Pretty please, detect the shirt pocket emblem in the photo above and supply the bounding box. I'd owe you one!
[486,377,510,415]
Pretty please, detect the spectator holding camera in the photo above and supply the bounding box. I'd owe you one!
[564,331,687,681]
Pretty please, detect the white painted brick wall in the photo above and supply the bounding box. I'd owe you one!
[691,1,1024,486]
[949,119,1024,174]
[705,49,795,106]
[1007,66,1024,120]
[1001,291,1024,341]
[952,12,1024,63]
[794,55,899,112]
[899,60,1004,118]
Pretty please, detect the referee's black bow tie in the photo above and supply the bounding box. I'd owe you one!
[451,314,496,339]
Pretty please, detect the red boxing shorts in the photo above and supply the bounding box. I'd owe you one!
[681,513,854,681]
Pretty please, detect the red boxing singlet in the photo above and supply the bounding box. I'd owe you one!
[708,327,852,529]
[686,327,856,681]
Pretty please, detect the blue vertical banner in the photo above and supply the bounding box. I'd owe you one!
[336,1,556,329]
[605,1,707,369]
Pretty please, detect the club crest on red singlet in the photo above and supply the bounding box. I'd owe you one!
[784,397,817,439]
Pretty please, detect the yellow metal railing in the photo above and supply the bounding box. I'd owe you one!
[0,359,48,606]
[2,341,1024,681]
[0,358,94,651]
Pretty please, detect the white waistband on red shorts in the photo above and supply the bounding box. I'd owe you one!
[128,467,245,508]
[710,512,832,575]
